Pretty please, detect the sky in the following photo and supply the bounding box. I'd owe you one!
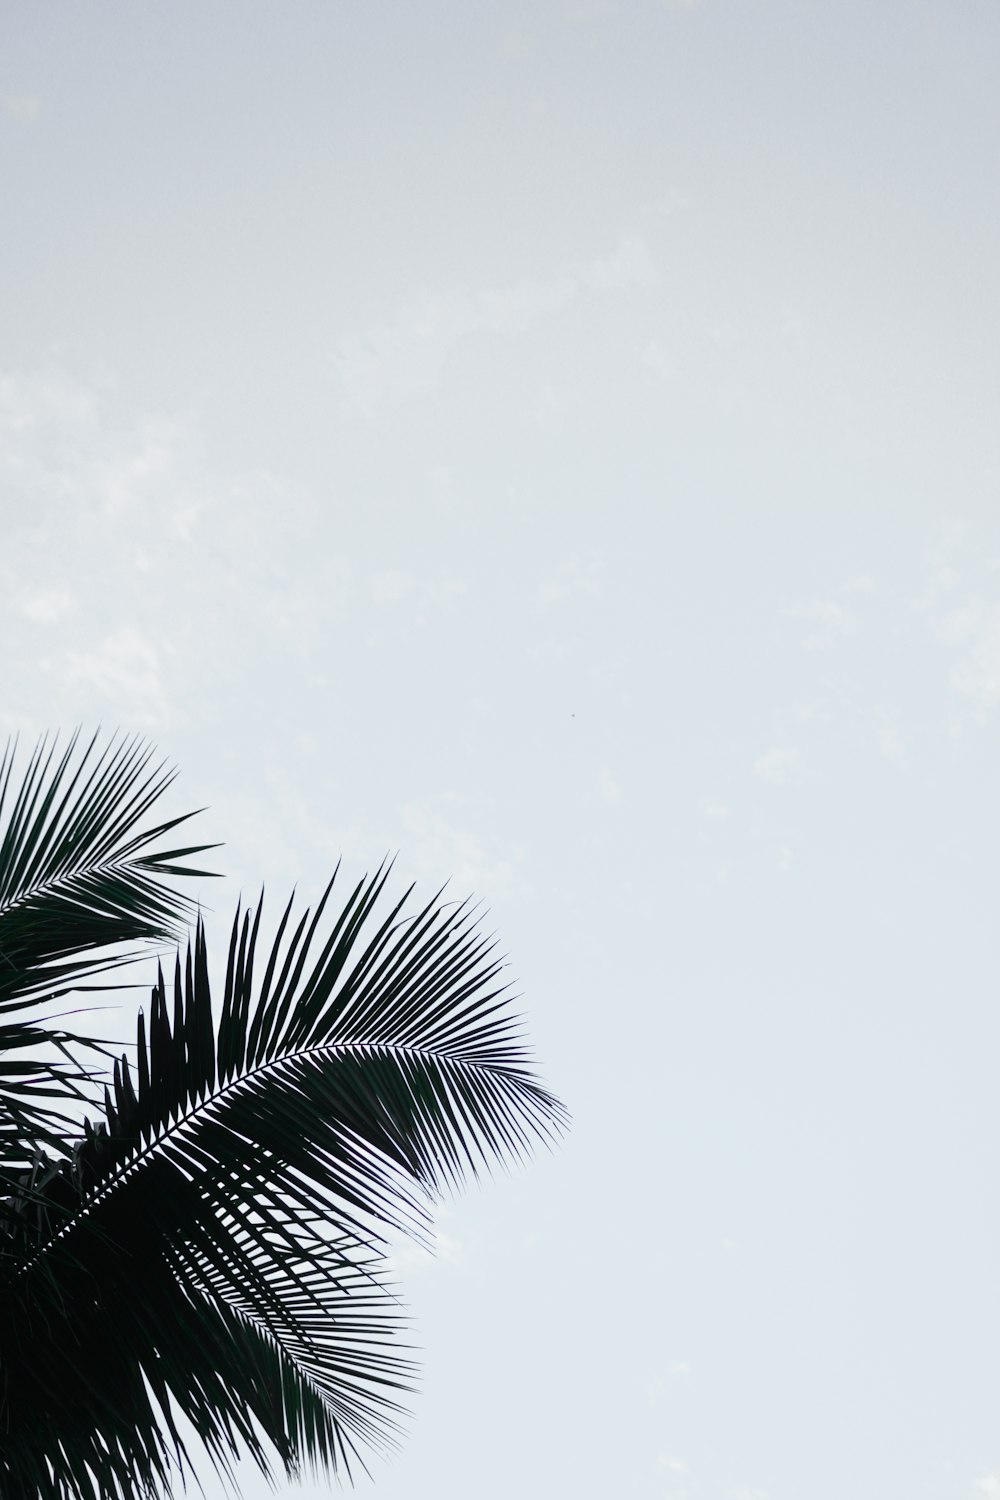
[3,2,1000,1497]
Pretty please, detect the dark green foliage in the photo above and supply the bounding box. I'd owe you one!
[0,732,565,1500]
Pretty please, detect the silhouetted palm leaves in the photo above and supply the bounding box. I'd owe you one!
[0,732,565,1500]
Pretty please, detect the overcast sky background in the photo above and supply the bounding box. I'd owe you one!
[4,4,1000,1498]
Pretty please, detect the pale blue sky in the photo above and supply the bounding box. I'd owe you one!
[4,4,1000,1498]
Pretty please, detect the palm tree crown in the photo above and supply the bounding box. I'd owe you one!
[0,731,566,1500]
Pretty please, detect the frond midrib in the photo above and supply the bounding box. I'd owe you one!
[0,853,188,922]
[12,1033,543,1279]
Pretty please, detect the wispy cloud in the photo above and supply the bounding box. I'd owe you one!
[384,1205,466,1277]
[877,721,905,763]
[369,568,468,613]
[330,235,657,413]
[598,767,623,805]
[401,802,521,898]
[20,586,75,624]
[1,93,41,122]
[934,598,1000,713]
[538,552,602,606]
[0,368,195,527]
[647,1362,692,1405]
[656,1453,688,1473]
[0,365,366,732]
[783,596,855,650]
[64,627,169,727]
[370,569,416,606]
[752,746,802,785]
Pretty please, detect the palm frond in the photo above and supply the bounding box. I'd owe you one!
[0,727,218,1009]
[0,729,218,1171]
[0,869,566,1500]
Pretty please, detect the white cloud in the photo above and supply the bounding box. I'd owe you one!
[21,586,74,624]
[330,234,657,412]
[0,367,383,735]
[598,767,623,805]
[639,187,691,218]
[528,380,577,423]
[915,519,967,610]
[368,568,467,613]
[935,598,1000,712]
[370,569,415,605]
[538,552,602,605]
[101,426,177,517]
[640,338,676,379]
[656,1454,687,1473]
[877,722,905,763]
[783,597,855,650]
[976,1479,1000,1498]
[0,369,197,529]
[496,26,533,61]
[648,1363,692,1404]
[401,803,519,897]
[793,697,833,724]
[64,626,169,727]
[384,1205,466,1277]
[386,1228,465,1277]
[1,93,41,121]
[916,564,962,612]
[170,501,203,543]
[753,746,801,785]
[703,799,728,819]
[1,367,97,463]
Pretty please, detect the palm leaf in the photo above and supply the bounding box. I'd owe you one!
[0,728,218,1172]
[0,868,566,1500]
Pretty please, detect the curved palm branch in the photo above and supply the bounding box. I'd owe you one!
[0,864,567,1500]
[0,729,218,1174]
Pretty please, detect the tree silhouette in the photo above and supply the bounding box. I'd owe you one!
[0,730,565,1500]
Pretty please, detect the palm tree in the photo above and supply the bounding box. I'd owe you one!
[0,730,565,1500]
